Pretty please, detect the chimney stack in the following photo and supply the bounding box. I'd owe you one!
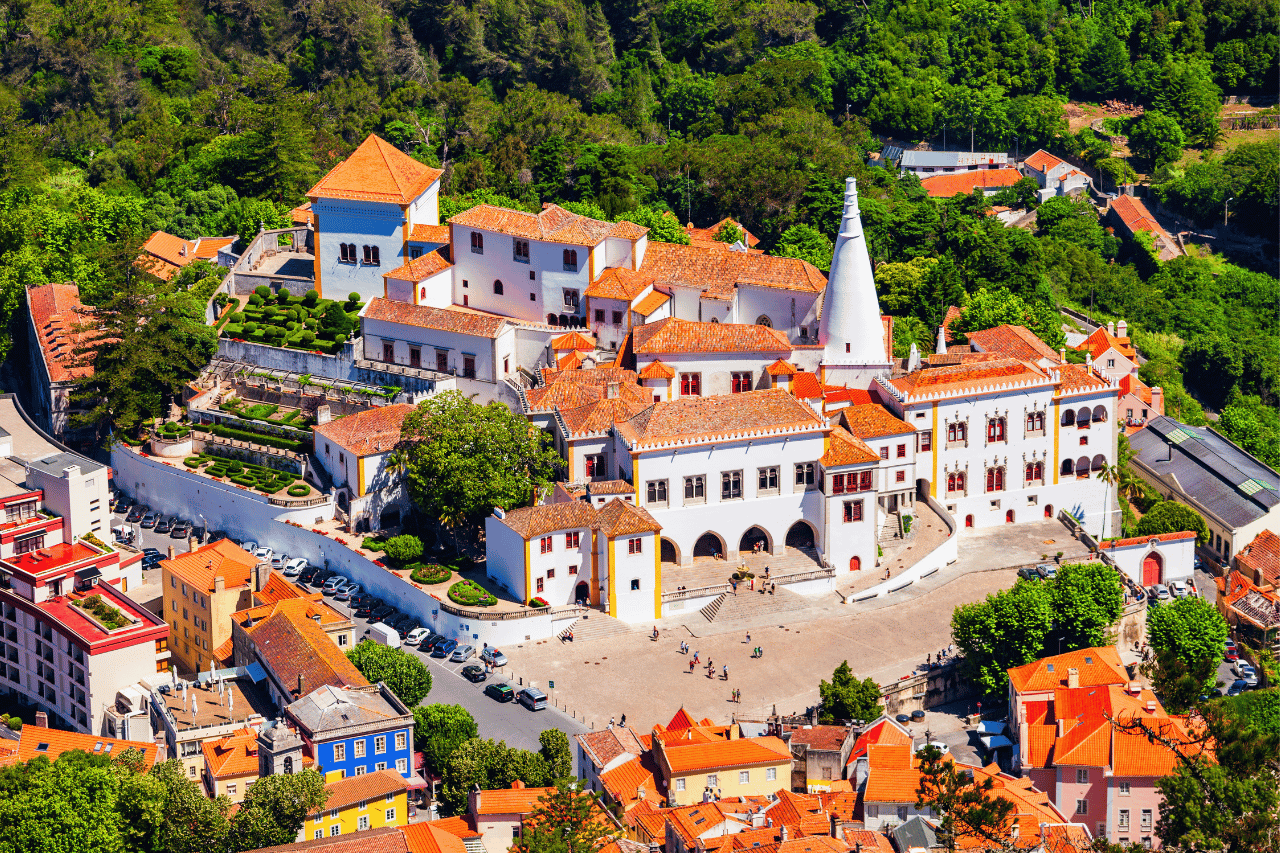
[606,382,619,400]
[1107,321,1116,336]
[1056,718,1065,737]
[168,545,176,560]
[214,575,225,593]
[297,673,305,696]
[1146,699,1157,714]
[34,711,48,728]
[1117,319,1128,338]
[780,826,788,842]
[1067,667,1079,689]
[316,405,332,425]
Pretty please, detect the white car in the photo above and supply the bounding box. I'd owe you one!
[282,558,308,577]
[271,552,289,569]
[242,541,258,553]
[404,628,430,647]
[254,546,274,563]
[1169,580,1188,598]
[1235,663,1258,686]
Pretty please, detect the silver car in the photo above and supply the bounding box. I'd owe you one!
[322,576,348,595]
[479,647,507,667]
[450,644,476,663]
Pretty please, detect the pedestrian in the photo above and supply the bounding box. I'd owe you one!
[927,652,931,665]
[746,632,751,644]
[653,626,659,639]
[610,715,615,728]
[620,714,626,727]
[723,664,729,679]
[948,643,954,656]
[693,651,699,664]
[690,659,696,673]
[885,567,891,579]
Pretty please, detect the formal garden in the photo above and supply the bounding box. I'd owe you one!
[362,533,502,608]
[217,286,363,354]
[182,452,314,497]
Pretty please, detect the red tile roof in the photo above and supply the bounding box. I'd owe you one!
[638,360,675,380]
[524,371,649,413]
[1040,824,1092,853]
[847,718,913,766]
[314,403,415,457]
[245,598,368,693]
[767,359,798,376]
[138,231,235,281]
[842,404,915,439]
[308,135,443,204]
[600,753,666,810]
[402,823,469,853]
[640,241,826,299]
[558,397,649,438]
[1007,647,1126,694]
[577,727,646,769]
[966,325,1060,364]
[472,781,556,815]
[1118,373,1154,407]
[254,572,318,606]
[1110,195,1170,240]
[1055,363,1112,394]
[593,499,662,537]
[27,283,99,383]
[551,332,596,351]
[685,217,760,249]
[1098,531,1196,550]
[790,372,822,400]
[1076,326,1136,361]
[312,769,409,814]
[785,725,849,752]
[632,318,792,355]
[384,250,452,281]
[161,539,258,593]
[1024,149,1066,173]
[364,298,508,338]
[615,389,825,450]
[633,290,670,317]
[203,727,260,779]
[451,204,642,246]
[863,768,922,803]
[255,825,410,853]
[660,736,791,774]
[498,501,599,540]
[1238,529,1280,587]
[587,267,652,301]
[888,358,1048,399]
[410,224,452,244]
[13,725,160,767]
[820,427,879,467]
[919,169,1024,198]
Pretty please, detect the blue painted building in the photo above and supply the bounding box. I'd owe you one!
[308,134,443,306]
[285,682,415,781]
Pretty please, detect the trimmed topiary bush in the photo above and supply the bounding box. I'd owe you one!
[529,597,549,608]
[347,292,360,303]
[184,456,202,468]
[299,331,316,345]
[449,579,497,607]
[247,293,264,307]
[382,534,424,566]
[303,290,320,307]
[255,285,271,299]
[230,311,245,323]
[276,286,291,303]
[286,484,310,497]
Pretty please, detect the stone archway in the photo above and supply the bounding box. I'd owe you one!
[785,520,816,549]
[575,581,590,605]
[693,532,727,560]
[660,538,680,564]
[738,526,771,555]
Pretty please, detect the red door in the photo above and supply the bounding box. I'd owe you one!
[850,556,861,572]
[1142,553,1163,586]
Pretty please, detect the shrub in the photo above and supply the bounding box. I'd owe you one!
[247,294,264,307]
[299,331,316,345]
[230,311,245,323]
[348,292,361,304]
[449,579,497,607]
[286,321,299,332]
[262,305,280,320]
[286,484,310,497]
[255,285,271,299]
[227,461,244,474]
[277,286,291,303]
[409,563,452,585]
[183,456,202,468]
[382,534,424,565]
[243,322,258,334]
[7,717,20,730]
[304,318,318,330]
[334,333,347,344]
[207,423,307,453]
[303,289,320,306]
[529,597,549,608]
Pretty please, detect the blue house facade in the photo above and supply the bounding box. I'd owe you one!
[285,683,415,781]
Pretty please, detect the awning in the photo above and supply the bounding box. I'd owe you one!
[977,720,1007,736]
[981,735,1013,750]
[75,566,103,581]
[405,770,429,791]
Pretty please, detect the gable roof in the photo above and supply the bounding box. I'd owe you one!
[202,727,260,779]
[659,736,791,774]
[885,357,1050,400]
[685,217,760,249]
[1024,149,1066,173]
[633,290,671,317]
[558,397,650,439]
[615,390,825,450]
[592,499,662,537]
[551,331,596,351]
[451,204,643,246]
[409,224,452,244]
[312,769,409,814]
[523,368,647,414]
[13,725,159,767]
[472,781,556,815]
[577,726,646,770]
[138,231,235,281]
[498,501,599,540]
[631,317,792,355]
[1007,647,1126,694]
[638,360,675,380]
[402,823,469,853]
[1237,529,1280,587]
[820,427,880,467]
[1110,194,1170,239]
[254,571,319,606]
[308,135,442,205]
[384,250,452,282]
[254,825,409,853]
[841,404,915,439]
[1118,373,1154,406]
[767,359,798,376]
[313,403,415,458]
[587,267,653,301]
[919,168,1024,198]
[640,241,826,299]
[846,717,913,766]
[364,298,508,339]
[27,283,100,383]
[1076,325,1136,361]
[600,753,666,810]
[966,324,1060,364]
[161,538,258,593]
[251,602,370,696]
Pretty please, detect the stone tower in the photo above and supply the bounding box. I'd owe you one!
[257,720,305,777]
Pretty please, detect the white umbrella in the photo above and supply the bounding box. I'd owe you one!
[191,692,199,717]
[227,691,234,717]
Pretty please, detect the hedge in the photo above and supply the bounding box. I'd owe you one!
[206,423,308,453]
[286,484,310,497]
[448,579,497,607]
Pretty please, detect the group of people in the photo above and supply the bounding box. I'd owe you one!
[923,644,955,668]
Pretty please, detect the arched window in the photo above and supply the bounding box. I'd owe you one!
[1025,463,1035,483]
[986,467,1004,492]
[1076,456,1091,477]
[493,279,504,295]
[283,756,293,774]
[987,417,1006,442]
[1077,406,1092,427]
[948,422,967,444]
[956,471,965,492]
[1062,409,1076,427]
[563,249,578,271]
[1061,459,1074,476]
[559,314,570,327]
[947,473,956,493]
[755,315,773,328]
[1093,405,1108,422]
[547,313,558,325]
[1026,411,1044,432]
[1092,454,1107,471]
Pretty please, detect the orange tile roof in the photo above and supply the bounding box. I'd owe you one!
[666,707,699,731]
[254,572,319,606]
[1238,529,1280,587]
[1025,725,1056,767]
[425,816,481,839]
[685,217,760,249]
[888,358,1048,399]
[1007,647,1126,694]
[587,267,653,301]
[790,372,822,399]
[1110,195,1170,240]
[847,718,913,766]
[551,331,596,351]
[246,598,368,693]
[842,404,915,439]
[364,298,508,338]
[867,743,914,771]
[557,350,587,370]
[633,290,670,317]
[1055,363,1112,394]
[1076,326,1136,361]
[312,769,408,814]
[410,223,452,244]
[785,725,849,752]
[27,283,100,383]
[638,360,675,380]
[292,202,315,226]
[1024,149,1065,173]
[402,823,469,853]
[615,389,825,450]
[1118,373,1154,407]
[235,595,347,633]
[820,427,880,467]
[384,250,452,281]
[942,305,963,343]
[15,725,159,766]
[255,826,410,853]
[966,325,1060,364]
[919,168,1023,198]
[162,538,258,593]
[314,403,415,457]
[640,241,826,299]
[498,500,599,540]
[138,231,235,281]
[631,318,792,355]
[660,736,791,774]
[473,781,556,815]
[864,768,923,803]
[600,754,665,809]
[843,831,893,853]
[593,498,662,537]
[1040,824,1092,853]
[308,134,442,204]
[767,359,798,376]
[951,765,1068,849]
[451,204,642,246]
[1098,531,1196,550]
[203,727,260,779]
[667,802,734,844]
[524,372,649,414]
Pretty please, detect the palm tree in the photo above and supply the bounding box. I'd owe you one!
[1097,461,1121,541]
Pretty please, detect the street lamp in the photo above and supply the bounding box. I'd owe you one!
[1224,197,1234,227]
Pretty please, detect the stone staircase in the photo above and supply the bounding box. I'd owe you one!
[557,610,635,643]
[698,593,728,622]
[698,584,813,626]
[878,510,902,544]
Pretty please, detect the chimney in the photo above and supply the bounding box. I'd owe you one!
[168,545,176,560]
[1129,682,1141,696]
[1059,347,1066,362]
[469,785,481,817]
[1056,718,1065,737]
[637,784,646,802]
[780,826,788,842]
[33,711,48,728]
[1107,321,1115,336]
[61,464,81,480]
[214,576,225,594]
[154,733,167,762]
[829,813,842,840]
[511,780,525,789]
[1067,668,1079,689]
[1151,386,1164,413]
[297,673,304,696]
[316,405,331,424]
[1117,319,1128,338]
[752,810,766,829]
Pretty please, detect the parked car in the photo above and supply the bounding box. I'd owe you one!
[112,495,134,513]
[253,546,274,564]
[461,664,487,683]
[169,520,191,539]
[1149,584,1171,602]
[322,576,348,595]
[369,605,396,623]
[404,628,430,647]
[485,683,515,702]
[270,552,289,569]
[451,644,476,663]
[282,558,308,577]
[207,530,229,543]
[141,552,164,569]
[190,523,207,543]
[1017,566,1040,581]
[140,511,159,529]
[305,569,333,587]
[241,541,258,554]
[1169,580,1188,598]
[1236,663,1258,686]
[423,635,448,653]
[355,599,384,618]
[431,639,458,659]
[1225,639,1239,662]
[392,615,419,635]
[1036,564,1057,580]
[1227,679,1248,696]
[479,647,508,667]
[518,687,547,711]
[126,505,147,523]
[335,583,362,602]
[141,547,160,559]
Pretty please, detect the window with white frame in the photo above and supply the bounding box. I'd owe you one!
[395,732,406,751]
[375,735,386,754]
[795,463,816,488]
[766,767,776,781]
[758,467,779,495]
[706,774,718,787]
[1076,799,1088,815]
[738,771,749,784]
[676,778,686,791]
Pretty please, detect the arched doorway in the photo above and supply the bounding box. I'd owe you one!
[785,521,816,549]
[1142,550,1164,586]
[1044,504,1054,519]
[1005,509,1015,523]
[693,532,726,559]
[849,556,861,571]
[575,581,590,605]
[965,514,974,528]
[660,538,679,564]
[739,526,770,554]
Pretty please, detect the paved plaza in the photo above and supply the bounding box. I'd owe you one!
[501,518,1093,732]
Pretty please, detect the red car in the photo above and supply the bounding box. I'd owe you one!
[1224,640,1239,662]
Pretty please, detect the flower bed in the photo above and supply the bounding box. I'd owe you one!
[529,597,549,608]
[448,579,497,607]
[409,563,452,585]
[72,594,130,629]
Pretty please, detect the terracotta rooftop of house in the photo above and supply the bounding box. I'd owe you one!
[1055,363,1112,393]
[633,290,670,317]
[311,769,409,815]
[291,202,314,226]
[551,331,596,351]
[308,134,442,205]
[1076,325,1136,361]
[1024,149,1065,173]
[138,231,235,281]
[557,350,587,370]
[410,223,451,244]
[632,317,792,355]
[887,357,1048,399]
[1097,531,1196,550]
[1110,194,1171,240]
[593,498,662,537]
[615,390,826,450]
[941,305,963,343]
[558,397,649,438]
[790,372,822,400]
[255,825,409,853]
[11,724,159,767]
[1118,373,1155,407]
[864,767,923,803]
[202,728,260,779]
[1221,570,1280,629]
[472,780,556,815]
[966,324,1060,364]
[364,298,508,338]
[384,250,452,281]
[451,203,644,246]
[638,360,675,380]
[1007,647,1126,694]
[767,359,798,376]
[601,753,666,810]
[784,724,850,752]
[684,217,760,249]
[497,500,599,540]
[586,267,653,301]
[820,427,880,467]
[402,823,469,853]
[665,802,737,845]
[254,571,319,606]
[842,404,915,439]
[314,403,415,458]
[1238,529,1280,587]
[846,718,913,766]
[577,726,646,769]
[234,594,349,635]
[250,603,370,696]
[1040,824,1093,853]
[161,538,258,592]
[525,377,648,414]
[27,283,100,383]
[659,735,791,774]
[951,764,1070,848]
[919,168,1024,198]
[640,241,826,299]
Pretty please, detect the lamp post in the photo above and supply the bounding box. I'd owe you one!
[1224,197,1234,227]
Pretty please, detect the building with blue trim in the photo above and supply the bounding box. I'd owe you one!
[284,682,414,781]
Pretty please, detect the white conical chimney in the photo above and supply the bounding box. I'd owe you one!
[907,342,921,372]
[819,178,890,387]
[936,324,947,355]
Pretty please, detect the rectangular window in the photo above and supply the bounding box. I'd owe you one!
[766,767,776,781]
[897,443,906,458]
[396,757,407,772]
[410,347,421,368]
[1119,782,1130,796]
[1141,810,1152,830]
[358,815,370,831]
[646,480,668,506]
[895,470,906,482]
[859,471,873,492]
[333,743,346,762]
[584,454,605,478]
[721,471,743,500]
[795,463,815,487]
[354,765,367,776]
[1076,768,1089,784]
[227,784,237,795]
[463,355,476,377]
[831,473,846,495]
[330,826,340,837]
[594,309,605,323]
[988,418,1005,442]
[355,740,366,758]
[684,476,705,503]
[627,538,642,554]
[731,372,752,393]
[375,762,386,771]
[1119,809,1130,829]
[1076,799,1088,815]
[758,467,778,494]
[738,771,749,784]
[676,778,686,791]
[680,373,701,396]
[919,430,931,451]
[375,736,386,755]
[565,531,581,548]
[843,500,863,523]
[382,341,395,362]
[564,289,580,310]
[410,247,422,260]
[706,774,718,788]
[436,350,449,372]
[612,311,623,325]
[513,239,530,262]
[471,232,484,254]
[879,446,889,460]
[540,536,552,554]
[363,245,380,266]
[339,243,354,263]
[315,830,324,840]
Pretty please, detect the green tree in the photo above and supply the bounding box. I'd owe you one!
[1051,562,1124,651]
[346,641,433,706]
[1127,111,1186,168]
[951,580,1054,697]
[1146,596,1229,691]
[773,223,833,271]
[414,704,479,773]
[227,769,327,851]
[951,287,1065,350]
[148,759,232,853]
[319,301,357,337]
[1081,31,1131,98]
[401,391,563,524]
[915,745,1016,852]
[510,786,619,853]
[711,221,744,244]
[1136,501,1209,545]
[818,661,883,724]
[0,754,125,853]
[1218,394,1280,469]
[1142,646,1218,714]
[614,206,690,243]
[539,729,573,781]
[440,739,550,816]
[382,534,424,565]
[875,257,937,315]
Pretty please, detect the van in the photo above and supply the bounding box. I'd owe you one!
[368,623,401,649]
[518,687,547,711]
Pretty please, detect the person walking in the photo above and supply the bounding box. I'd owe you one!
[689,659,696,673]
[723,664,729,680]
[693,651,700,664]
[745,632,751,645]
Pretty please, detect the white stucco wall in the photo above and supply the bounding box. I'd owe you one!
[634,352,789,399]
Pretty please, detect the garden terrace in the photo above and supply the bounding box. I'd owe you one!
[218,285,363,356]
[205,358,406,406]
[181,452,317,499]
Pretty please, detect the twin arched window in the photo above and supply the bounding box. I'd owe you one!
[985,467,1005,493]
